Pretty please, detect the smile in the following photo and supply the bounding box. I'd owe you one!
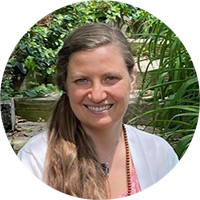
[85,104,113,112]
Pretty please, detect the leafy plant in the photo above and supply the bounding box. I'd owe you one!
[0,76,15,100]
[23,84,62,98]
[3,0,141,98]
[128,17,199,159]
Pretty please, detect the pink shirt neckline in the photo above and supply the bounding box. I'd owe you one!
[115,164,141,198]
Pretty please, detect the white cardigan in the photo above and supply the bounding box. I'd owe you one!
[18,124,179,190]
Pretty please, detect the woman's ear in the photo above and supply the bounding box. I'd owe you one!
[130,66,137,93]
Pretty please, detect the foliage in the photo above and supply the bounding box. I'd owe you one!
[0,76,15,100]
[23,83,62,98]
[128,18,199,159]
[2,0,144,98]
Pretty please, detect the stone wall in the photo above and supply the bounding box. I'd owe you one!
[1,99,15,132]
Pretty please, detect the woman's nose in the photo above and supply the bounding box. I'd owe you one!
[88,82,107,103]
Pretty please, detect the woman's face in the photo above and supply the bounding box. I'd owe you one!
[66,44,135,130]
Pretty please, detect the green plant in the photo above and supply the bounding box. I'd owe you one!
[38,117,45,122]
[4,0,141,98]
[23,84,62,98]
[52,0,141,38]
[0,76,15,100]
[128,17,199,159]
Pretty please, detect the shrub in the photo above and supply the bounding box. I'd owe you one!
[2,0,141,98]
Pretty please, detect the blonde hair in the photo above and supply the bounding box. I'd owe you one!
[43,23,134,199]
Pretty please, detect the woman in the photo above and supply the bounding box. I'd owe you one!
[18,23,178,199]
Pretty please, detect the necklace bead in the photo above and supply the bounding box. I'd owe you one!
[123,124,132,196]
[100,124,132,196]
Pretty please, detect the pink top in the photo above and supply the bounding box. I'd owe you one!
[116,164,141,198]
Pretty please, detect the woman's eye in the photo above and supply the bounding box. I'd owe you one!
[106,76,119,82]
[75,78,88,84]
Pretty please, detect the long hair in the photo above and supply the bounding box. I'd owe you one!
[43,23,134,199]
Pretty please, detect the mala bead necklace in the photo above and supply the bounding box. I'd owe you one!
[101,124,132,196]
[122,124,132,196]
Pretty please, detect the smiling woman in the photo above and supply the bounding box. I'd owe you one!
[17,23,178,199]
[67,44,134,130]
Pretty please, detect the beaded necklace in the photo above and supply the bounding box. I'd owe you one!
[122,124,132,196]
[101,124,132,196]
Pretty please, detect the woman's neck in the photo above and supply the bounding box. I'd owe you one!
[81,121,124,162]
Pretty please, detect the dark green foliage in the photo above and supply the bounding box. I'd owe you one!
[22,84,62,98]
[0,0,136,83]
[0,76,15,100]
[2,0,141,99]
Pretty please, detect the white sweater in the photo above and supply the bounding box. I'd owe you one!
[18,124,179,190]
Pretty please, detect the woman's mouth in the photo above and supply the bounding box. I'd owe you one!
[85,104,113,112]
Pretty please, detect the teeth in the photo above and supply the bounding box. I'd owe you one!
[87,105,112,112]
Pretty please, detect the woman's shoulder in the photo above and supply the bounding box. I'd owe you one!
[17,131,48,180]
[18,131,48,157]
[7,131,47,200]
[125,124,179,189]
[125,124,178,161]
[125,124,158,138]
